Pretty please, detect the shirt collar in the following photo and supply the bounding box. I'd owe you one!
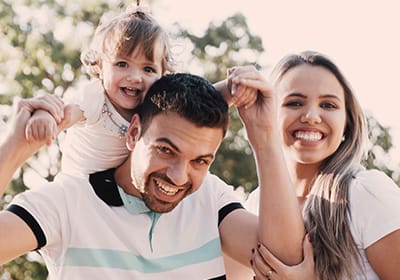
[89,168,153,215]
[117,186,152,214]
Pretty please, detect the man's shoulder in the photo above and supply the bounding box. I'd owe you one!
[187,173,241,207]
[202,172,231,188]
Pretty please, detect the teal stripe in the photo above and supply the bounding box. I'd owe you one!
[64,238,222,273]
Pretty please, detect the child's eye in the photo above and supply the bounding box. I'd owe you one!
[116,61,128,68]
[144,66,155,73]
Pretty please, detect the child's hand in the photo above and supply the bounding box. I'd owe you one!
[227,65,261,109]
[25,110,58,146]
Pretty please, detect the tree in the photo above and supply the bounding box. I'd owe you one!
[363,114,400,185]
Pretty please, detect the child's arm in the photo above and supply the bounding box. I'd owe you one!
[25,103,85,146]
[214,65,260,108]
[25,110,58,146]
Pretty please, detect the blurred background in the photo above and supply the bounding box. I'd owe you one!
[1,0,399,278]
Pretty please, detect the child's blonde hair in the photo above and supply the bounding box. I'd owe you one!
[81,6,173,78]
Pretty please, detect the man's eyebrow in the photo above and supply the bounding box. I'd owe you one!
[156,137,215,159]
[156,137,180,152]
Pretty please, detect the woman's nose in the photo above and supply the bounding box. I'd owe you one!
[300,107,321,124]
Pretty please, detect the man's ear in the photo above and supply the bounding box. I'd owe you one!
[126,114,142,151]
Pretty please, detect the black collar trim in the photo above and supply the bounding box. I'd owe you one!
[89,169,123,206]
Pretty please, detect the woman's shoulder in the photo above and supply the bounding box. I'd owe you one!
[349,168,400,248]
[349,167,400,223]
[351,168,399,195]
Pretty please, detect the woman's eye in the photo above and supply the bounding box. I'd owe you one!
[284,101,303,107]
[320,102,337,109]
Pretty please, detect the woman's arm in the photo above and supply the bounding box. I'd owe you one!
[252,235,316,280]
[233,66,304,264]
[366,229,400,279]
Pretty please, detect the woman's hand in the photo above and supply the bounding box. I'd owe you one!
[251,235,316,280]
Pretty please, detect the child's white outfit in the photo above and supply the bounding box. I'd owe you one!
[60,80,130,177]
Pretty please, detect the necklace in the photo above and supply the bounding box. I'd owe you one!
[101,102,128,138]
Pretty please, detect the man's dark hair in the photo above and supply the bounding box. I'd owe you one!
[136,73,229,136]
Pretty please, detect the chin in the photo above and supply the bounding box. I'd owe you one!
[143,197,180,213]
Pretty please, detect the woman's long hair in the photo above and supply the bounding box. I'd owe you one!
[272,51,368,280]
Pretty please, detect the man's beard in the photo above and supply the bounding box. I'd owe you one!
[141,192,181,213]
[139,172,192,213]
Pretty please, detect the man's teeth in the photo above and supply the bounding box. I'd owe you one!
[155,180,179,196]
[294,131,323,141]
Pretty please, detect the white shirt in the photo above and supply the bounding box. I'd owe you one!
[8,171,243,279]
[61,80,130,176]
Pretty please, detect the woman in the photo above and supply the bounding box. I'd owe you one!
[238,51,400,279]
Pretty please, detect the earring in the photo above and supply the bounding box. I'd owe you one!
[341,135,346,142]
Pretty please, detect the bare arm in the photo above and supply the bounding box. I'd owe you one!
[0,211,38,265]
[366,229,400,279]
[221,66,304,266]
[214,70,258,108]
[26,102,84,143]
[0,96,75,264]
[0,97,59,263]
[0,95,82,193]
[219,208,259,266]
[0,95,62,192]
[252,235,316,280]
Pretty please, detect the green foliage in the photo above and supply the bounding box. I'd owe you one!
[175,13,264,82]
[363,114,400,185]
[0,255,48,280]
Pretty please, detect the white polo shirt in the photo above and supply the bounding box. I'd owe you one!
[7,170,243,280]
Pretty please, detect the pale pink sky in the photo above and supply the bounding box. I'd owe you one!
[156,0,400,166]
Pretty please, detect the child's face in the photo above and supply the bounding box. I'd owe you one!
[100,38,164,120]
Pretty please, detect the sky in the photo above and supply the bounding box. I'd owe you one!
[153,0,400,166]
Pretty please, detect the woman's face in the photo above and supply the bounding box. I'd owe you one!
[276,64,347,166]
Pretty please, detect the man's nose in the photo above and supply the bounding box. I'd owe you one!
[166,160,189,186]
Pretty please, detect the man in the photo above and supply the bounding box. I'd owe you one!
[0,73,304,279]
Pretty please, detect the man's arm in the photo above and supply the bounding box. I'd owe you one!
[0,96,82,192]
[0,96,62,192]
[214,72,258,109]
[0,211,38,265]
[0,96,64,264]
[25,103,84,145]
[220,66,304,266]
